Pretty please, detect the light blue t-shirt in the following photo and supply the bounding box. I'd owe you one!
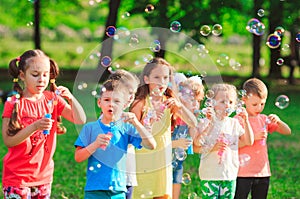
[74,119,142,192]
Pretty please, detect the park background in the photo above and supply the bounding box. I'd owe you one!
[0,0,299,198]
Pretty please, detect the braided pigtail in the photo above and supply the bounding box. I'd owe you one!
[7,57,24,136]
[49,59,59,92]
[49,58,66,134]
[8,102,22,136]
[8,58,23,96]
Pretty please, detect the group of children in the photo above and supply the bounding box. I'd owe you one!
[1,49,291,199]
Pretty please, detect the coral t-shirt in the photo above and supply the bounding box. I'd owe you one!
[2,91,66,187]
[237,114,278,177]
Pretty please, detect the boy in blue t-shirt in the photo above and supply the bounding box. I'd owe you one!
[74,80,156,199]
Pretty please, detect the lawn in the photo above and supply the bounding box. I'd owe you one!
[0,78,299,199]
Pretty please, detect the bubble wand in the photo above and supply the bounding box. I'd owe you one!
[44,90,60,135]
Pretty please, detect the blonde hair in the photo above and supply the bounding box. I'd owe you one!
[211,83,237,101]
[180,78,204,100]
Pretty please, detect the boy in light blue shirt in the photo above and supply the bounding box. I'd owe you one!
[74,80,156,199]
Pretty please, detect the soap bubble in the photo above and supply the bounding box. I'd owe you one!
[106,26,116,37]
[275,95,289,109]
[216,54,229,67]
[188,192,198,199]
[184,43,193,51]
[101,56,112,67]
[145,4,155,13]
[257,9,265,17]
[266,34,281,49]
[274,26,285,37]
[200,25,211,36]
[121,12,130,19]
[276,58,284,66]
[239,153,251,167]
[182,173,192,185]
[149,40,161,52]
[212,24,222,36]
[296,32,300,42]
[170,21,182,32]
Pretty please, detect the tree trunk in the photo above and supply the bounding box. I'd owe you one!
[252,34,261,77]
[97,0,121,82]
[251,0,263,78]
[34,0,41,50]
[153,0,169,58]
[268,0,283,78]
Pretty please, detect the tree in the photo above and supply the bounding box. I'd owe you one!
[97,0,122,82]
[34,0,41,49]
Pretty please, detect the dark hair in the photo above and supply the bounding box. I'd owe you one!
[7,49,64,136]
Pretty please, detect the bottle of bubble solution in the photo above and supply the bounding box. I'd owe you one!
[43,113,52,135]
[187,136,194,154]
[260,118,271,145]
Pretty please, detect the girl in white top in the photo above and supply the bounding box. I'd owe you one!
[193,83,253,199]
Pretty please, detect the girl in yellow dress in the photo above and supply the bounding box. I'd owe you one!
[130,58,197,199]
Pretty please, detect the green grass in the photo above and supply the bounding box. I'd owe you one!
[0,79,299,198]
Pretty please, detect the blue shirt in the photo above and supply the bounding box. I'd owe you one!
[74,119,142,192]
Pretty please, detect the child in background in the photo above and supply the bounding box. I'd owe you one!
[108,69,140,199]
[194,83,253,199]
[171,74,205,199]
[74,80,156,199]
[234,78,291,199]
[2,49,86,198]
[130,58,197,199]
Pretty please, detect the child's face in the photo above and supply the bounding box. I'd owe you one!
[180,87,203,113]
[19,57,50,96]
[243,94,266,116]
[125,85,137,108]
[214,90,236,118]
[144,65,170,96]
[97,90,126,121]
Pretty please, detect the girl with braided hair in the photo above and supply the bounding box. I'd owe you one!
[1,49,86,199]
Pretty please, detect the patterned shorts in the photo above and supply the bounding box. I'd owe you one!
[200,180,236,199]
[3,184,51,199]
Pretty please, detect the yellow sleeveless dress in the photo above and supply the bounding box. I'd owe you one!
[132,96,172,199]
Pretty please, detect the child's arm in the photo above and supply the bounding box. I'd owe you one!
[74,134,112,162]
[172,139,192,149]
[238,107,254,146]
[124,112,156,150]
[130,99,145,123]
[2,117,53,147]
[268,114,291,135]
[165,97,197,128]
[57,86,86,124]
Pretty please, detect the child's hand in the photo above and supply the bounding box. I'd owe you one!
[122,112,137,124]
[204,107,214,120]
[164,97,182,110]
[95,133,112,149]
[56,86,73,101]
[236,107,248,120]
[212,139,228,152]
[255,131,268,141]
[268,114,280,124]
[173,138,193,150]
[34,117,53,131]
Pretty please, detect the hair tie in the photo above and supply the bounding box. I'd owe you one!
[16,57,21,62]
[13,78,18,83]
[50,79,55,83]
